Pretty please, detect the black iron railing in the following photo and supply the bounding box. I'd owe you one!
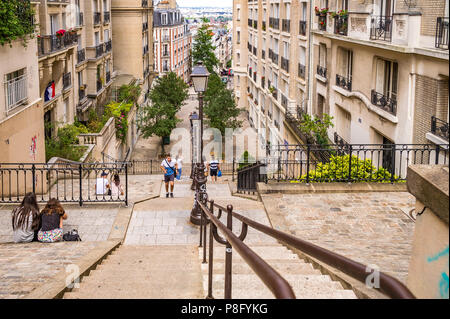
[237,162,267,194]
[298,63,306,79]
[282,19,290,32]
[261,49,265,59]
[97,80,102,92]
[38,33,78,56]
[95,43,104,57]
[264,143,449,183]
[370,16,392,41]
[336,74,352,91]
[334,15,348,35]
[431,116,449,141]
[299,20,307,35]
[0,162,129,206]
[93,12,101,25]
[63,72,71,90]
[371,90,397,115]
[281,57,289,72]
[317,65,327,78]
[318,14,327,31]
[79,86,86,102]
[77,48,85,64]
[269,17,280,30]
[104,11,110,24]
[105,40,112,52]
[435,17,449,49]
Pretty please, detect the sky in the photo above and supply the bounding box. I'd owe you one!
[177,0,232,7]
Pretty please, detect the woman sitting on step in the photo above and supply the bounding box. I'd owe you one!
[37,198,68,243]
[11,193,41,243]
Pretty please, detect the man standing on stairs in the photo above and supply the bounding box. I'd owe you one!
[160,154,178,198]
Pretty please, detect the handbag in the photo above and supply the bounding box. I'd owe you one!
[63,229,82,241]
[217,170,222,177]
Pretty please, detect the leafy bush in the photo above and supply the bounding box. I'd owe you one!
[45,124,88,162]
[118,83,141,104]
[0,0,37,47]
[238,151,256,169]
[298,113,334,146]
[105,101,132,144]
[294,154,402,183]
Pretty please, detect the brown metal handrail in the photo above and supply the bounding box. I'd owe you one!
[198,200,296,299]
[210,202,415,299]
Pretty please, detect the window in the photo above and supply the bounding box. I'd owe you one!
[237,31,240,44]
[301,2,307,21]
[5,68,27,111]
[104,29,109,42]
[319,43,327,67]
[375,58,398,100]
[63,98,69,123]
[285,3,290,19]
[50,14,59,34]
[299,46,306,65]
[283,41,289,59]
[161,13,167,25]
[338,48,353,78]
[95,32,100,45]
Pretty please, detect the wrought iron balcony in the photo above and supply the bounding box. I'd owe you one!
[435,17,449,50]
[281,57,289,72]
[79,86,86,102]
[336,74,352,91]
[282,19,290,32]
[334,15,348,36]
[38,33,78,56]
[103,11,110,24]
[281,94,288,108]
[95,43,104,57]
[269,17,280,30]
[371,90,397,115]
[93,12,101,25]
[248,19,253,27]
[77,48,86,64]
[262,21,266,31]
[63,72,71,90]
[318,15,327,31]
[370,16,393,42]
[142,0,148,7]
[298,63,306,79]
[97,80,102,92]
[317,65,327,78]
[105,40,112,52]
[261,49,265,59]
[106,71,111,84]
[143,22,148,31]
[431,116,449,141]
[299,20,307,36]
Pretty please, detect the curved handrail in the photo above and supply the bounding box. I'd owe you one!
[198,200,296,299]
[211,201,416,299]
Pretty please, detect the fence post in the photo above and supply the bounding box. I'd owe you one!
[207,200,214,299]
[224,204,233,299]
[132,160,135,175]
[125,163,128,206]
[306,145,310,184]
[79,164,83,206]
[150,159,153,175]
[435,145,440,165]
[348,145,352,183]
[232,158,235,182]
[390,145,396,183]
[31,164,36,194]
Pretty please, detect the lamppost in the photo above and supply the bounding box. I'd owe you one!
[190,63,210,225]
[189,111,199,186]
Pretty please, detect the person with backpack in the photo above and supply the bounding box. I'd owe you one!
[160,154,178,198]
[207,157,220,182]
[11,193,41,243]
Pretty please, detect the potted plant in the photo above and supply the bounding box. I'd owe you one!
[269,86,275,93]
[315,7,329,16]
[330,9,348,18]
[56,29,66,37]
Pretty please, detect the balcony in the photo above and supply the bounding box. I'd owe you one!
[281,94,288,108]
[299,20,307,36]
[317,65,327,78]
[103,11,110,24]
[93,12,101,25]
[38,33,78,57]
[76,12,84,27]
[162,50,170,57]
[105,40,112,52]
[253,71,257,82]
[371,90,397,115]
[430,116,449,141]
[435,17,449,50]
[261,49,265,59]
[143,22,148,32]
[334,15,348,36]
[262,21,266,31]
[298,63,306,79]
[248,19,252,27]
[77,48,86,64]
[370,16,393,42]
[5,74,27,112]
[142,0,148,7]
[282,19,290,32]
[97,80,102,92]
[253,20,258,29]
[63,72,71,90]
[79,86,86,102]
[143,44,149,55]
[269,17,280,30]
[318,15,327,31]
[95,43,104,57]
[106,71,111,84]
[261,77,265,89]
[252,46,257,56]
[47,0,69,3]
[281,57,289,72]
[335,74,352,91]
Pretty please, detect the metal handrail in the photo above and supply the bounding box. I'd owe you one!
[198,200,296,299]
[209,201,416,299]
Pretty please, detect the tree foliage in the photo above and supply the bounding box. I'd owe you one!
[203,73,242,136]
[192,22,219,74]
[0,0,36,47]
[118,83,141,104]
[299,113,334,146]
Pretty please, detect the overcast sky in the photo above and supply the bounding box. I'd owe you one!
[177,0,232,7]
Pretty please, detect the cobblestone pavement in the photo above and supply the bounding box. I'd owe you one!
[0,241,100,298]
[261,192,416,284]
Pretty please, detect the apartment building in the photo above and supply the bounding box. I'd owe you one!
[233,0,312,148]
[213,28,233,70]
[233,0,449,151]
[153,0,192,82]
[0,1,45,163]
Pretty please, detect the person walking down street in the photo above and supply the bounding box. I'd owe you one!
[11,193,41,243]
[37,198,67,243]
[176,155,183,180]
[208,157,220,182]
[160,154,178,198]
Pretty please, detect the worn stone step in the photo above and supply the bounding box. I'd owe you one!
[208,287,357,299]
[200,260,320,275]
[198,245,299,261]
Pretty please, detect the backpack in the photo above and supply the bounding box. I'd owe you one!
[63,229,82,241]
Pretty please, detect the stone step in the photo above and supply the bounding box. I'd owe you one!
[208,287,357,299]
[198,245,299,261]
[199,260,320,275]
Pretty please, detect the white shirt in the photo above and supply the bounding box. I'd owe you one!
[176,157,183,169]
[96,177,109,195]
[161,159,177,175]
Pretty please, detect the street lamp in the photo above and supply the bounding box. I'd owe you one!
[190,63,210,225]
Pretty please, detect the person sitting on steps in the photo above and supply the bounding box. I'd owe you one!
[37,198,67,243]
[110,174,124,197]
[11,192,41,243]
[160,154,178,198]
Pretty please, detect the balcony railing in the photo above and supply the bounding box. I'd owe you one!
[261,49,265,59]
[334,15,348,36]
[371,90,397,115]
[248,19,252,27]
[299,20,307,36]
[142,0,148,7]
[281,94,288,108]
[336,74,352,91]
[105,40,112,52]
[103,11,110,24]
[317,65,327,78]
[79,86,86,102]
[252,46,257,56]
[97,80,102,92]
[95,43,104,57]
[282,19,290,32]
[261,77,265,89]
[76,12,84,27]
[262,21,266,31]
[298,63,306,79]
[93,12,101,25]
[370,16,393,42]
[5,74,27,112]
[435,17,449,50]
[431,116,449,141]
[253,20,258,29]
[143,22,148,31]
[106,71,111,84]
[318,15,327,31]
[334,132,349,148]
[77,48,85,64]
[281,57,289,72]
[38,33,78,56]
[63,72,71,90]
[269,17,280,30]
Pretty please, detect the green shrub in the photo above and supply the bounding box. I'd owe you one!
[238,151,256,169]
[45,123,88,162]
[0,0,37,47]
[294,154,402,183]
[105,101,132,144]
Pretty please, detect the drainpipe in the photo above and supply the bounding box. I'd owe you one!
[306,0,314,115]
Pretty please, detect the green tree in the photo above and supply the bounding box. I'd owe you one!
[149,72,188,113]
[299,113,334,146]
[0,0,36,47]
[192,22,219,74]
[203,73,242,136]
[117,83,141,104]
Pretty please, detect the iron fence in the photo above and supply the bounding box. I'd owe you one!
[370,15,392,42]
[431,116,449,141]
[0,162,129,206]
[435,17,449,49]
